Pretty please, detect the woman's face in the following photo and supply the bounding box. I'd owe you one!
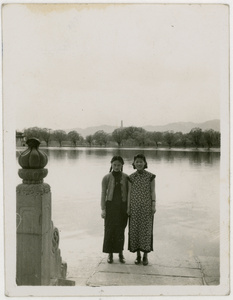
[111,160,123,172]
[134,158,146,171]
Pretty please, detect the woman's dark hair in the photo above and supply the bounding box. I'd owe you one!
[132,153,148,169]
[109,156,124,172]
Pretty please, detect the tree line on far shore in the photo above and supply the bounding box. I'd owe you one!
[17,126,220,150]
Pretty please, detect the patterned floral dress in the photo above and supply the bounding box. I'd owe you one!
[128,170,156,253]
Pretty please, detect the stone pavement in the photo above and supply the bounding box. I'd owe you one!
[66,253,220,286]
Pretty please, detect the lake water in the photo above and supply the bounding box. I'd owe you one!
[16,147,220,279]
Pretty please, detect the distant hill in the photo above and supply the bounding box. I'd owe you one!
[143,119,220,134]
[65,125,118,137]
[66,119,220,137]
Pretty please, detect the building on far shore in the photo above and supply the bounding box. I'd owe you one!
[16,131,26,147]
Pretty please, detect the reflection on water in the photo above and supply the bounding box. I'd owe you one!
[67,150,81,160]
[16,147,220,258]
[16,147,220,166]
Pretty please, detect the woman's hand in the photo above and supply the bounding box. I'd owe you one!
[101,209,106,219]
[152,201,156,214]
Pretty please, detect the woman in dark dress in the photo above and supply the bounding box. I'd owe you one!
[101,156,128,263]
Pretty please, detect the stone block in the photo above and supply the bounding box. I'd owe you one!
[87,272,203,286]
[87,259,203,287]
[97,262,202,278]
[16,183,51,285]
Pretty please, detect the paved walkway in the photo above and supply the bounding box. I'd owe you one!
[66,253,219,286]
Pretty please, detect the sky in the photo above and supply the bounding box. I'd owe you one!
[2,3,229,131]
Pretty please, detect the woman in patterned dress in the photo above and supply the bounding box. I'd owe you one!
[127,154,156,265]
[101,156,128,264]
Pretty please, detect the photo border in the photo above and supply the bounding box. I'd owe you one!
[1,0,231,298]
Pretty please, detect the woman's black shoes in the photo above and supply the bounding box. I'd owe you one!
[119,254,125,263]
[135,254,148,265]
[107,253,113,264]
[107,252,148,265]
[107,253,126,263]
[107,253,147,264]
[143,255,148,266]
[134,256,141,265]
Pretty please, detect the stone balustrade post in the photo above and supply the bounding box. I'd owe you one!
[16,138,74,286]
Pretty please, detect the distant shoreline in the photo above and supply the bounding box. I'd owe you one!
[16,146,221,153]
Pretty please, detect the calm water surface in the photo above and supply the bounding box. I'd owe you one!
[16,148,220,263]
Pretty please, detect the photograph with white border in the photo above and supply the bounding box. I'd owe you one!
[1,0,231,298]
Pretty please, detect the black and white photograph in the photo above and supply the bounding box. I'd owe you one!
[1,0,231,298]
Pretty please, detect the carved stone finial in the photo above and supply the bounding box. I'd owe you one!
[18,138,48,169]
[18,137,48,183]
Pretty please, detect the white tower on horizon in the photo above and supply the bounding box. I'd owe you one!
[121,120,123,128]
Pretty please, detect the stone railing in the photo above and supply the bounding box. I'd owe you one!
[16,138,75,286]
